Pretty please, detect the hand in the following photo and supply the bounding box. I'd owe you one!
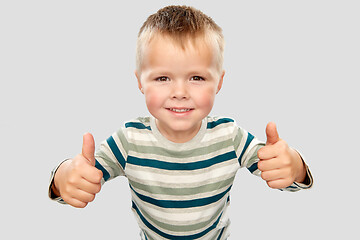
[53,133,103,208]
[257,122,306,189]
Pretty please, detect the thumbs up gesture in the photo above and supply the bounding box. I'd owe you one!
[257,122,306,189]
[52,133,103,208]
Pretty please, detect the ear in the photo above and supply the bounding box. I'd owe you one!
[216,70,225,94]
[135,71,144,94]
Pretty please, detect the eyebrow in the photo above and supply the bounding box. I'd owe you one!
[149,68,215,77]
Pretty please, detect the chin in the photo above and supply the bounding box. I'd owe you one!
[170,121,201,132]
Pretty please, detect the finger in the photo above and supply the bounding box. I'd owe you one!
[266,179,293,189]
[65,197,88,208]
[81,165,103,184]
[265,122,280,145]
[261,169,285,181]
[70,188,97,204]
[75,178,102,194]
[257,157,282,171]
[257,145,279,160]
[82,132,96,166]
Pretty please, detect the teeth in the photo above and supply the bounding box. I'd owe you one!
[169,108,191,113]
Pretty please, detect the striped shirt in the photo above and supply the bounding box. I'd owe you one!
[91,116,311,240]
[49,116,312,239]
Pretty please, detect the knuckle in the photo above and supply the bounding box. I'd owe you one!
[62,195,71,204]
[73,157,83,169]
[67,175,78,185]
[88,194,96,203]
[266,181,275,189]
[95,184,102,193]
[76,202,88,208]
[64,185,73,194]
[96,170,103,182]
[283,158,292,167]
[260,171,267,180]
[269,182,280,189]
[257,148,264,159]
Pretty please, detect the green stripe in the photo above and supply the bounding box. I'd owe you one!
[95,151,123,177]
[115,128,129,151]
[129,176,235,196]
[246,145,263,169]
[233,127,244,152]
[128,139,234,159]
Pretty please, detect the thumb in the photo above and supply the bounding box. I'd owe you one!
[265,122,280,145]
[82,132,96,166]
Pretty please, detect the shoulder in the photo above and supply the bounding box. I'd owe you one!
[120,117,156,143]
[205,116,239,140]
[123,116,152,131]
[206,116,237,130]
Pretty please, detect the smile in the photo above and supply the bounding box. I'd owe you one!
[168,108,193,113]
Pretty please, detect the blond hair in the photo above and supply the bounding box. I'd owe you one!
[136,5,224,73]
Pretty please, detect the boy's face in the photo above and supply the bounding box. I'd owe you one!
[136,34,224,143]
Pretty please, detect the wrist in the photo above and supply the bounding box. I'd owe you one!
[50,159,71,198]
[292,149,307,183]
[51,180,61,198]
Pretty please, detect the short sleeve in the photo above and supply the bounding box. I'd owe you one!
[233,126,265,175]
[94,127,129,183]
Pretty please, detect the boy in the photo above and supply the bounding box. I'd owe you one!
[49,5,313,240]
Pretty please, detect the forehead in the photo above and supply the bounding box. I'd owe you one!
[142,34,217,68]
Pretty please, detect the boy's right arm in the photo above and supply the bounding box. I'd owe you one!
[51,133,103,208]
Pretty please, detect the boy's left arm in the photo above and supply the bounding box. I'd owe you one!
[257,122,313,190]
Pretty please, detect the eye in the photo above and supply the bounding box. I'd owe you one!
[190,76,205,81]
[155,76,170,82]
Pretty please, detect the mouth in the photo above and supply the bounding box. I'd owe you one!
[166,108,194,113]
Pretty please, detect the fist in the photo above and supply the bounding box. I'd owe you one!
[257,122,305,189]
[53,133,103,208]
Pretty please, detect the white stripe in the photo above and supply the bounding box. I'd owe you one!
[112,132,128,160]
[96,142,121,178]
[242,139,263,169]
[127,131,158,144]
[129,172,236,189]
[202,124,235,142]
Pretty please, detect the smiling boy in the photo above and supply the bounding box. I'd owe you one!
[136,33,224,143]
[49,5,313,240]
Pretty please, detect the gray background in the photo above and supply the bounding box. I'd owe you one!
[1,0,359,239]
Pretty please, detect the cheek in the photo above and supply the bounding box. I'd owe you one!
[192,87,216,109]
[144,88,165,110]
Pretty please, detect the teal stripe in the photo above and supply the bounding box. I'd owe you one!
[125,122,151,130]
[216,227,225,240]
[95,159,110,181]
[127,151,237,171]
[247,162,258,173]
[238,132,254,166]
[107,136,126,169]
[207,118,234,129]
[130,184,232,208]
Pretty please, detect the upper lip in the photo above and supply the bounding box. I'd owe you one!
[166,107,194,110]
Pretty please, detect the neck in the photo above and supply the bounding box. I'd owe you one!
[155,120,202,143]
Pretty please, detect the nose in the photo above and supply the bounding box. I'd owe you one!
[171,80,189,100]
